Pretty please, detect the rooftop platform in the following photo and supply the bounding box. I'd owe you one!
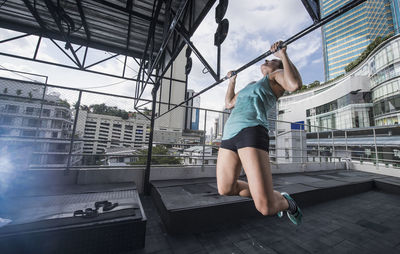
[1,169,400,253]
[0,183,146,253]
[140,188,400,254]
[150,170,400,234]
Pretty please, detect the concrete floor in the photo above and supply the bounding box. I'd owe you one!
[137,190,400,254]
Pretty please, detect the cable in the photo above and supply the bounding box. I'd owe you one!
[106,52,139,76]
[80,79,129,89]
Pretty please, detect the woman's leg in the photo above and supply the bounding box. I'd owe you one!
[237,147,289,215]
[216,148,251,197]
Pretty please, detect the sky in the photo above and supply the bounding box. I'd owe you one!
[0,0,325,134]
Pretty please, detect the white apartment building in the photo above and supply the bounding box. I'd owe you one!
[180,146,217,166]
[0,78,82,168]
[76,110,150,154]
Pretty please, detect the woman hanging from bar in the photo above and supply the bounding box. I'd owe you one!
[216,41,303,225]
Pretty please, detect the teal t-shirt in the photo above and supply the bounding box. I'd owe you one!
[222,75,277,140]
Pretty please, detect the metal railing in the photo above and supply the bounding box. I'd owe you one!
[1,77,399,173]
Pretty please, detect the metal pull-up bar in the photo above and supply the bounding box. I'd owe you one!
[155,0,367,120]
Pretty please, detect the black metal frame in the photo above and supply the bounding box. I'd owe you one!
[155,0,368,120]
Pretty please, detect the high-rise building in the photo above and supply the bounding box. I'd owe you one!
[156,46,187,130]
[267,105,277,135]
[185,89,200,130]
[320,0,395,80]
[218,108,230,138]
[391,0,400,34]
[213,118,219,140]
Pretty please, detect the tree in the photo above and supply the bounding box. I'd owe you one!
[130,145,182,165]
[90,103,130,119]
[142,107,152,116]
[58,99,71,108]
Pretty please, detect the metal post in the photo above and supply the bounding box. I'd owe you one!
[373,128,379,169]
[33,82,47,166]
[144,86,158,195]
[300,126,303,163]
[317,127,320,162]
[202,110,207,169]
[66,90,82,173]
[217,44,221,79]
[275,118,278,163]
[331,130,335,162]
[345,130,348,160]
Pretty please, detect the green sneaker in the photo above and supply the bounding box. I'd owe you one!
[281,192,303,225]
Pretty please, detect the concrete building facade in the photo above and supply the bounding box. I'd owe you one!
[76,111,150,154]
[0,78,82,168]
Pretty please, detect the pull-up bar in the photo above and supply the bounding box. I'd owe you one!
[155,0,367,120]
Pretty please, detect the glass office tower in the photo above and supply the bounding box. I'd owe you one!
[390,0,400,34]
[320,0,395,81]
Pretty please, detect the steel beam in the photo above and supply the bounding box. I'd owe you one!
[76,0,91,40]
[175,25,218,81]
[44,0,82,68]
[136,0,189,105]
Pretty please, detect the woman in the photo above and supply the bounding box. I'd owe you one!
[216,41,303,225]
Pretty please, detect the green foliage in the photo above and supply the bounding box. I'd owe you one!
[130,145,182,165]
[3,88,7,94]
[58,99,71,108]
[28,92,33,99]
[16,89,22,95]
[142,107,152,116]
[345,35,392,73]
[87,103,130,119]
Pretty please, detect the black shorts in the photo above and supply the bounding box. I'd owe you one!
[220,125,270,153]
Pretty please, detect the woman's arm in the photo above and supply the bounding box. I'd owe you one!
[271,41,302,92]
[225,71,239,109]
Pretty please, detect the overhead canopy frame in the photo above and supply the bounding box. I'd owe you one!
[0,0,216,81]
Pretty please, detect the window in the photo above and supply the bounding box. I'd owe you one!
[1,116,14,125]
[52,132,58,138]
[51,120,63,129]
[26,107,34,115]
[24,118,39,127]
[6,105,18,113]
[42,109,51,117]
[21,130,36,137]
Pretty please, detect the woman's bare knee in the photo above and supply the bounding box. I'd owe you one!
[218,182,237,196]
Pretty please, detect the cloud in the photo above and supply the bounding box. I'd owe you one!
[312,58,323,64]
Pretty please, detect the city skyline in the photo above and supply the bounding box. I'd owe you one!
[0,0,325,134]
